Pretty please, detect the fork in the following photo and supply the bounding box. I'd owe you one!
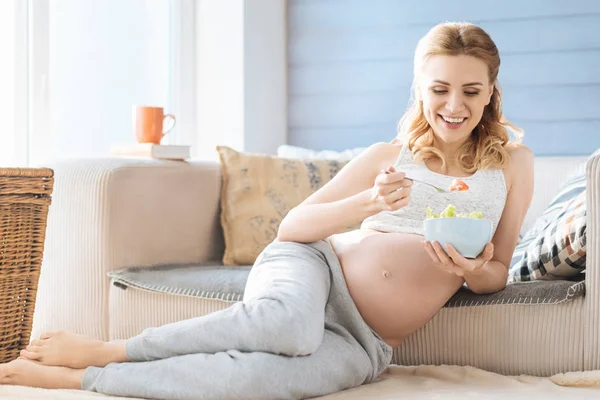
[382,169,450,193]
[405,175,450,193]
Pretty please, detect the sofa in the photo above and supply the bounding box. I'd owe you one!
[31,150,600,377]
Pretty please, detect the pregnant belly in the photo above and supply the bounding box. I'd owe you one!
[329,229,465,347]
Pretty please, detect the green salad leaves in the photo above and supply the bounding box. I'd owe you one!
[426,204,484,219]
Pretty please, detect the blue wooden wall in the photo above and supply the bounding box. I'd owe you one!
[287,0,600,156]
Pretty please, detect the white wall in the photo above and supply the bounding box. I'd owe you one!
[244,0,288,156]
[195,0,245,159]
[195,0,287,160]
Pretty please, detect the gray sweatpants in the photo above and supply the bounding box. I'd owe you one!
[82,240,393,400]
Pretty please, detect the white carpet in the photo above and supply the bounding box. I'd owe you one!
[1,364,600,400]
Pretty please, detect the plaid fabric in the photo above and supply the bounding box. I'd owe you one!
[509,189,587,282]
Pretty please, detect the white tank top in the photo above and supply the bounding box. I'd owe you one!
[360,145,508,236]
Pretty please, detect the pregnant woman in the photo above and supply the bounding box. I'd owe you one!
[5,21,533,400]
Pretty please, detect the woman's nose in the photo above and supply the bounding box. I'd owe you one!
[445,94,465,113]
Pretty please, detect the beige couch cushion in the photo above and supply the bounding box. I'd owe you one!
[216,146,347,265]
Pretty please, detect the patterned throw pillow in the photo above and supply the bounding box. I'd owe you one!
[522,164,586,240]
[217,146,349,266]
[509,182,587,282]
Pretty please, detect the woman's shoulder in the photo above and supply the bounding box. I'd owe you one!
[501,143,534,191]
[505,143,534,170]
[363,141,403,156]
[356,142,403,167]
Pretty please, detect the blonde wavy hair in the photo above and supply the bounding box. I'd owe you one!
[396,22,523,173]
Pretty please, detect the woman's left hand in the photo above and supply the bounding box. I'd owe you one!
[423,240,494,277]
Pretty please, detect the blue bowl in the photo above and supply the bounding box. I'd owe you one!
[423,217,493,259]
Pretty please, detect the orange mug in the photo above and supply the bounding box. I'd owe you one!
[133,105,176,144]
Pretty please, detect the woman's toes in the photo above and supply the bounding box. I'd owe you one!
[20,349,41,360]
[39,331,57,340]
[31,339,46,346]
[25,344,40,353]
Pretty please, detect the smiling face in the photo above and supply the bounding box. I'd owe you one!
[419,55,494,147]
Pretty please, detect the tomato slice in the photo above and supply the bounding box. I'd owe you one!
[449,179,469,192]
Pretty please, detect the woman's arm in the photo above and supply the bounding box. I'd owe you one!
[463,144,535,294]
[277,190,377,243]
[277,142,410,243]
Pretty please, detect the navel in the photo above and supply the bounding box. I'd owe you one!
[382,270,392,279]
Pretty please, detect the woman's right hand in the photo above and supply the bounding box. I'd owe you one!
[370,166,413,212]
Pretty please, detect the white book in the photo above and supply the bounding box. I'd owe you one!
[110,144,190,160]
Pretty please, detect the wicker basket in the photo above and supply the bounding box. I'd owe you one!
[0,168,53,363]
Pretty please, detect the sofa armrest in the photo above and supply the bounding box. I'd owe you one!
[32,158,224,341]
[584,150,600,369]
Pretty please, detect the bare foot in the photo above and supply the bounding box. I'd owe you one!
[0,358,84,389]
[19,331,128,369]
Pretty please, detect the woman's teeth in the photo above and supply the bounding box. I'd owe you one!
[442,116,465,124]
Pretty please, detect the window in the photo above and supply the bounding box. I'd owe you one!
[0,0,27,166]
[0,0,190,167]
[0,0,286,166]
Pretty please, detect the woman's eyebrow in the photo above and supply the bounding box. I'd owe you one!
[432,80,483,87]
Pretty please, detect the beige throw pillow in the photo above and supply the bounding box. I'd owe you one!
[217,146,348,266]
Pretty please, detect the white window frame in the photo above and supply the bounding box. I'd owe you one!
[11,0,33,166]
[7,0,50,167]
[27,0,49,167]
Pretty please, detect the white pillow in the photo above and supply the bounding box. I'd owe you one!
[277,144,366,161]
